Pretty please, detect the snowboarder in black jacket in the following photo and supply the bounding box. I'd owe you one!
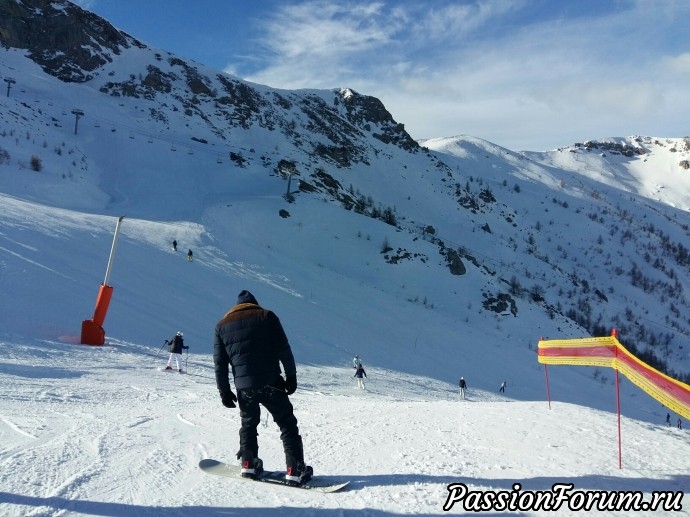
[214,290,312,485]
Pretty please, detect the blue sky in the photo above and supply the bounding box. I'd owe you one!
[74,0,690,151]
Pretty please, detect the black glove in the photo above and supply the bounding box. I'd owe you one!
[182,346,189,350]
[220,390,237,408]
[285,375,297,395]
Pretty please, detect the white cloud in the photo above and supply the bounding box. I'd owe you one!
[258,1,399,60]
[240,1,408,90]
[411,0,525,42]
[664,53,690,75]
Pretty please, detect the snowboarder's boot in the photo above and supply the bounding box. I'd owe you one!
[164,366,172,370]
[285,461,313,486]
[240,450,263,479]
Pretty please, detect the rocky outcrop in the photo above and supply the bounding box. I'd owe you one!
[0,0,143,82]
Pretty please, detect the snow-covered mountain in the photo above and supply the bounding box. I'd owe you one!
[3,0,690,379]
[1,2,689,514]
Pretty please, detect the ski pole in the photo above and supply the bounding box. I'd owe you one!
[152,340,168,363]
[185,347,189,372]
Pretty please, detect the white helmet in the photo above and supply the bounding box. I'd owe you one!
[176,331,183,337]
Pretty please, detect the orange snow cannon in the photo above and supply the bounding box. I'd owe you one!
[81,216,124,345]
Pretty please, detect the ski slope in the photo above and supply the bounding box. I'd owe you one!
[1,337,688,516]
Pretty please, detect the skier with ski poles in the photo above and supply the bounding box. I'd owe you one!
[214,290,312,486]
[353,363,367,389]
[165,331,187,373]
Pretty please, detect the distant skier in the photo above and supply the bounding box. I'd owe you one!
[165,331,187,373]
[458,376,467,399]
[353,354,362,369]
[678,418,683,430]
[172,239,177,251]
[354,363,367,389]
[499,380,506,393]
[667,413,671,426]
[187,249,193,262]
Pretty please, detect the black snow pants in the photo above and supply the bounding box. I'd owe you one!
[237,386,303,468]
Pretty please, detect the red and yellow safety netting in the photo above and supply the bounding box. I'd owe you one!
[538,335,690,420]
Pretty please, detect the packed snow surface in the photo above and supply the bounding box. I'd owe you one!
[0,337,688,516]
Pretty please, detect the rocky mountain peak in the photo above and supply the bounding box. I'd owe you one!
[0,0,143,82]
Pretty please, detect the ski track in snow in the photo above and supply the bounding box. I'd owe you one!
[176,414,197,427]
[0,417,38,440]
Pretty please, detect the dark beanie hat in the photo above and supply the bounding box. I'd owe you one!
[237,290,258,305]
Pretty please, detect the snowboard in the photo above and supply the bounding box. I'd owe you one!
[198,458,349,493]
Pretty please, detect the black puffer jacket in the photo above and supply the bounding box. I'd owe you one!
[168,334,184,354]
[214,300,296,392]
